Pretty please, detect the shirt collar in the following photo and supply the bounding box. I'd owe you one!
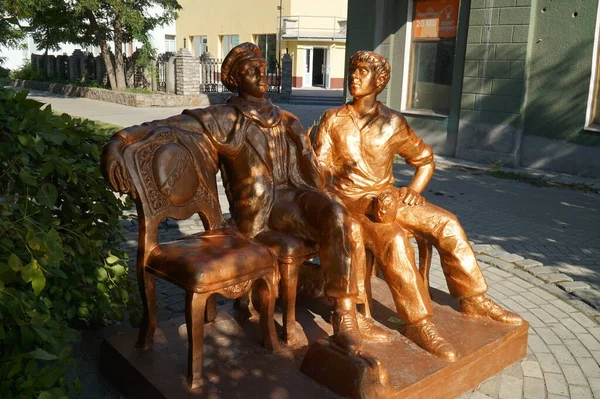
[227,96,282,128]
[335,101,387,119]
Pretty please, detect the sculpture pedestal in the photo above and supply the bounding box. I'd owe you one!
[300,278,529,398]
[100,278,528,398]
[99,309,338,399]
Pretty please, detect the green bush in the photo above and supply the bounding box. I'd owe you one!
[0,88,135,398]
[9,61,42,81]
[75,79,104,88]
[0,66,10,78]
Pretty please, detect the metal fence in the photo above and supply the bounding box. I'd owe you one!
[199,57,281,93]
[30,52,283,94]
[156,52,173,92]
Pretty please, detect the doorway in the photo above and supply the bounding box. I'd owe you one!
[303,47,328,88]
[312,48,325,87]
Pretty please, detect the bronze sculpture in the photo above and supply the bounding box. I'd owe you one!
[201,42,368,352]
[106,42,395,353]
[313,50,524,362]
[99,45,529,398]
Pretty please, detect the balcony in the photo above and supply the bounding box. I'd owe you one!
[278,15,347,42]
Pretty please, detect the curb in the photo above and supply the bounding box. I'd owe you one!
[435,155,600,193]
[9,79,290,108]
[472,243,600,324]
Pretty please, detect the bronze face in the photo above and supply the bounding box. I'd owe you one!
[235,57,268,98]
[348,61,378,98]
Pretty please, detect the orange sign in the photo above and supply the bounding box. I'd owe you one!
[413,0,460,39]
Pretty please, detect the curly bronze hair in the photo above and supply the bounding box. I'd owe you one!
[349,51,391,93]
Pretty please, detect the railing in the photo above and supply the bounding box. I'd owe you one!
[198,57,281,93]
[199,57,221,92]
[29,51,283,94]
[156,52,174,92]
[278,15,347,41]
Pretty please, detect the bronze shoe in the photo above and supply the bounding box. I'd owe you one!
[405,319,457,362]
[331,302,363,353]
[356,313,398,342]
[459,296,524,325]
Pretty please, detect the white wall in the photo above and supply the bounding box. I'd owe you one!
[0,34,95,71]
[143,5,177,55]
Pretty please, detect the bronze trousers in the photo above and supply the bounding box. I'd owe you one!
[395,201,488,299]
[358,215,433,323]
[268,188,359,300]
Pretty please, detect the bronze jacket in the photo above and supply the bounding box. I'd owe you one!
[183,96,321,238]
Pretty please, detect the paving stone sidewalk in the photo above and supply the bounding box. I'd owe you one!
[23,88,600,308]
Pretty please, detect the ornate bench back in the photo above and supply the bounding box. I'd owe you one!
[102,125,225,250]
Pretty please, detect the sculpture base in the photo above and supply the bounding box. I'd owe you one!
[99,308,338,399]
[300,339,393,398]
[100,278,528,398]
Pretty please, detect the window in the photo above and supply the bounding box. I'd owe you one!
[403,0,460,116]
[165,35,176,53]
[192,35,208,57]
[586,2,600,131]
[220,35,239,58]
[254,34,277,72]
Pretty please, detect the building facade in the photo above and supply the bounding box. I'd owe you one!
[347,0,600,178]
[176,0,348,88]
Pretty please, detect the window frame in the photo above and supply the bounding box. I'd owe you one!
[220,34,240,59]
[254,33,277,71]
[164,34,176,53]
[401,0,459,118]
[585,1,600,132]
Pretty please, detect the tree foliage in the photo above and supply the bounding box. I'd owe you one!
[0,14,23,49]
[2,0,180,89]
[27,0,75,53]
[0,87,135,398]
[73,0,181,90]
[0,1,27,64]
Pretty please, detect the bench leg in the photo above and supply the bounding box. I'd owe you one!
[135,269,157,350]
[257,273,281,352]
[205,294,217,322]
[186,292,207,389]
[359,252,375,319]
[280,259,300,346]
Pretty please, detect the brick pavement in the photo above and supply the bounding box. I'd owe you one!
[25,88,600,309]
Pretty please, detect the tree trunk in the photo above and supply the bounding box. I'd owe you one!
[85,9,126,90]
[43,48,48,80]
[86,10,118,90]
[99,42,117,90]
[112,15,126,90]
